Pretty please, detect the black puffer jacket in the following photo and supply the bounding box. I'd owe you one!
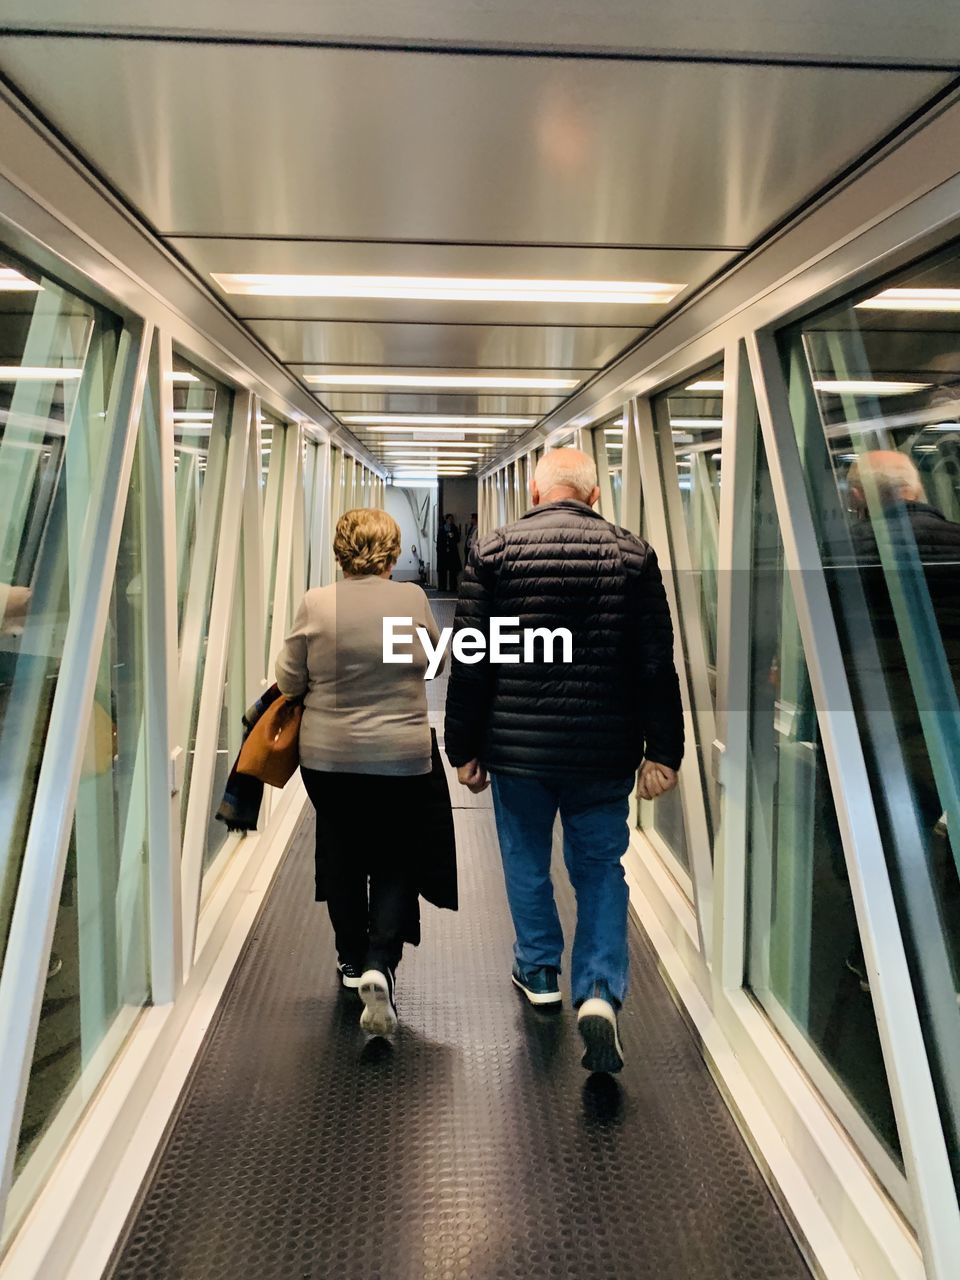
[443,499,684,778]
[842,501,960,710]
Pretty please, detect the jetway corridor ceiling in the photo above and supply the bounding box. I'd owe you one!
[0,5,957,479]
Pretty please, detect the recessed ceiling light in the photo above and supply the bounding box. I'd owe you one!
[669,417,723,429]
[685,380,725,392]
[342,415,525,429]
[212,273,683,305]
[0,365,83,380]
[168,371,200,383]
[378,442,491,453]
[813,380,930,395]
[856,288,960,312]
[306,373,579,390]
[359,427,509,439]
[0,268,42,292]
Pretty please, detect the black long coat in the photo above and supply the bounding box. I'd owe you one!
[313,731,458,944]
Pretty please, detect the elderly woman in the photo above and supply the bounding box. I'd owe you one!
[276,508,456,1037]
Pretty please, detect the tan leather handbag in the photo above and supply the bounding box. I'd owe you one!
[236,697,303,788]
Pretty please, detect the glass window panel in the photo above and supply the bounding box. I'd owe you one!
[598,413,624,524]
[303,439,318,585]
[174,356,233,830]
[779,240,960,1192]
[745,415,900,1172]
[656,362,723,675]
[650,365,724,845]
[260,414,287,663]
[637,512,690,877]
[9,356,153,1228]
[0,251,124,973]
[173,358,231,641]
[203,527,246,886]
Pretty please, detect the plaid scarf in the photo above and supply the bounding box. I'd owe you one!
[214,683,284,832]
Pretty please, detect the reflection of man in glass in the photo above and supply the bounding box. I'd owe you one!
[845,449,960,979]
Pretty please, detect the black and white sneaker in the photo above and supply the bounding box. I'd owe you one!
[577,988,624,1074]
[337,962,363,990]
[358,968,398,1037]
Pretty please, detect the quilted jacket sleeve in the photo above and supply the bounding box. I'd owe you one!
[627,545,685,771]
[443,532,502,767]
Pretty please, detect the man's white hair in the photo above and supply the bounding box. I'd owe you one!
[534,448,598,500]
[848,450,925,505]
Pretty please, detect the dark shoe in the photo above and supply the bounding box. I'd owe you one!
[358,968,398,1037]
[337,962,363,991]
[577,984,624,1074]
[511,962,562,1007]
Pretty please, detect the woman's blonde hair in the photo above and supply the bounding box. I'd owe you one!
[334,508,402,576]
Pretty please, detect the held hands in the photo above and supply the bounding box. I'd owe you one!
[637,759,679,801]
[457,758,489,794]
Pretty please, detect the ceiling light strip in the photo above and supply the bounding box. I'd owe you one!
[0,366,83,381]
[307,374,579,390]
[0,268,42,292]
[856,288,960,312]
[813,379,930,395]
[213,272,683,305]
[342,415,526,428]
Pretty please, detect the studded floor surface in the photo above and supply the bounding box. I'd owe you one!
[110,602,809,1280]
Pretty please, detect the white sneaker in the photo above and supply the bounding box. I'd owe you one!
[577,996,624,1074]
[337,962,363,990]
[358,969,398,1037]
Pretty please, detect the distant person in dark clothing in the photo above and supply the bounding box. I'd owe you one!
[444,448,684,1073]
[436,513,462,592]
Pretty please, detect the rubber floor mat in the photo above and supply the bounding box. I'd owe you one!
[108,800,810,1279]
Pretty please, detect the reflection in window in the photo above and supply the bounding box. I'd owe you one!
[13,338,153,1222]
[746,420,900,1170]
[174,355,233,832]
[781,242,960,1191]
[0,254,124,977]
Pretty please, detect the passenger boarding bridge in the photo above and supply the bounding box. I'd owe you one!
[0,5,959,1278]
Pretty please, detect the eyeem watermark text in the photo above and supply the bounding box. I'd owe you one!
[383,616,573,680]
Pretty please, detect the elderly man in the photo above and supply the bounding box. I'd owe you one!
[841,449,960,988]
[444,447,683,1073]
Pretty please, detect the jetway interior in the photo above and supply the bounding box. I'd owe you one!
[0,7,960,1280]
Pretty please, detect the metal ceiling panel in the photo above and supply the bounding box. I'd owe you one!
[5,2,960,66]
[316,392,567,413]
[246,319,642,368]
[171,237,733,324]
[171,237,738,273]
[0,39,947,246]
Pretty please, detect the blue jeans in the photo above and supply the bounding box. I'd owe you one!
[490,772,634,1007]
